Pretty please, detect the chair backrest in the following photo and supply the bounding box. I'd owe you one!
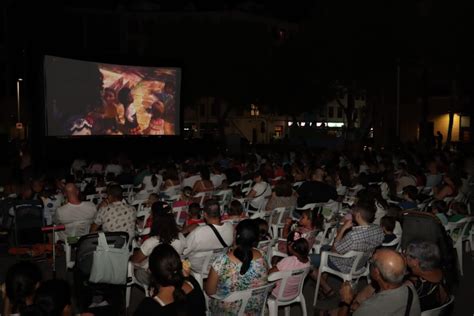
[292,181,304,190]
[421,295,455,316]
[13,201,45,246]
[256,239,276,264]
[131,199,148,213]
[321,250,366,279]
[75,232,129,276]
[85,193,104,205]
[268,266,311,302]
[61,220,92,241]
[229,181,244,189]
[214,189,233,210]
[191,247,228,278]
[162,185,181,198]
[446,218,470,247]
[269,207,291,238]
[216,283,274,316]
[173,206,188,226]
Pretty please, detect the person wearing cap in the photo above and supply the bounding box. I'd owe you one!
[183,199,234,274]
[131,201,186,285]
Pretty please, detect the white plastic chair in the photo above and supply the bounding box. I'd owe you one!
[420,295,454,316]
[446,218,471,276]
[85,193,105,205]
[313,250,370,307]
[214,189,233,211]
[126,261,150,308]
[257,239,277,265]
[189,247,228,288]
[228,181,244,189]
[162,185,181,198]
[269,207,292,238]
[209,283,274,316]
[292,181,304,190]
[313,222,337,255]
[131,199,148,213]
[242,179,253,191]
[267,266,311,316]
[173,205,188,226]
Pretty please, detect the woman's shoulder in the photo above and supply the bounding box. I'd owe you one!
[134,297,163,315]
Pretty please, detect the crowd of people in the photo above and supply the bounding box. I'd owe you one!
[0,144,472,315]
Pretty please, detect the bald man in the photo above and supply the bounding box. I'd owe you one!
[55,183,97,229]
[338,249,421,316]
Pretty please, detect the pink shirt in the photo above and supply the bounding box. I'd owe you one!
[272,256,310,298]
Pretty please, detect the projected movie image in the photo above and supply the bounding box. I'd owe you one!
[45,56,181,136]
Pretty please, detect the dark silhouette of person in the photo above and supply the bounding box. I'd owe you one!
[436,131,443,150]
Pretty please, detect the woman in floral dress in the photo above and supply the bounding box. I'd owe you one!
[205,219,268,315]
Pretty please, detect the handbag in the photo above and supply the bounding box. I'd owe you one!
[89,232,129,285]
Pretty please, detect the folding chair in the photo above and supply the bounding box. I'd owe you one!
[126,261,150,308]
[421,295,454,316]
[189,247,228,289]
[11,201,45,246]
[446,218,471,276]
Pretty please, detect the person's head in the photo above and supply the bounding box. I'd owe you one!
[203,199,221,222]
[117,87,133,105]
[253,218,269,241]
[427,160,438,174]
[298,209,321,230]
[352,201,376,225]
[228,200,244,216]
[212,163,222,174]
[253,171,265,183]
[405,241,441,272]
[274,180,293,197]
[181,186,193,200]
[164,167,179,181]
[188,203,201,219]
[402,185,418,202]
[370,249,406,288]
[103,88,117,105]
[234,219,259,275]
[148,244,186,302]
[32,179,44,194]
[430,200,447,215]
[147,193,160,206]
[199,166,211,181]
[20,183,33,200]
[150,201,179,244]
[64,183,80,202]
[287,231,310,263]
[310,168,325,181]
[5,262,42,313]
[106,184,123,202]
[380,216,396,234]
[24,279,71,316]
[450,201,468,216]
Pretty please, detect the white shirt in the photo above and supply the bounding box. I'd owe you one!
[250,181,272,208]
[182,174,201,189]
[184,222,234,272]
[139,234,186,269]
[55,201,97,225]
[105,164,123,176]
[71,159,87,172]
[125,103,136,123]
[210,173,227,188]
[142,174,163,193]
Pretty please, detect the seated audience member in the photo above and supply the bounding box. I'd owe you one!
[90,184,136,238]
[380,216,397,245]
[181,203,203,235]
[448,201,468,222]
[182,165,201,189]
[395,163,417,194]
[104,159,122,177]
[205,219,268,315]
[281,208,320,249]
[173,186,194,207]
[54,183,96,240]
[310,202,384,298]
[433,173,461,201]
[425,160,443,188]
[430,200,449,225]
[222,200,246,222]
[296,167,337,207]
[265,180,297,212]
[131,201,186,285]
[23,279,71,316]
[398,185,418,210]
[183,199,234,273]
[269,231,310,297]
[141,163,163,194]
[133,244,206,316]
[245,171,272,210]
[193,166,214,193]
[338,249,421,316]
[405,241,449,312]
[254,218,272,241]
[2,262,42,316]
[210,163,227,188]
[385,206,403,240]
[161,166,180,191]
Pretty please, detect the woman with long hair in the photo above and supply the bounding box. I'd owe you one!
[131,201,185,285]
[192,166,214,193]
[133,244,206,316]
[205,219,268,315]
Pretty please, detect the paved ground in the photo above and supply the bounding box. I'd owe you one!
[0,245,472,315]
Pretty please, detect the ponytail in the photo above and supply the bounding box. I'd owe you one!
[170,271,186,303]
[151,173,158,187]
[234,245,253,275]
